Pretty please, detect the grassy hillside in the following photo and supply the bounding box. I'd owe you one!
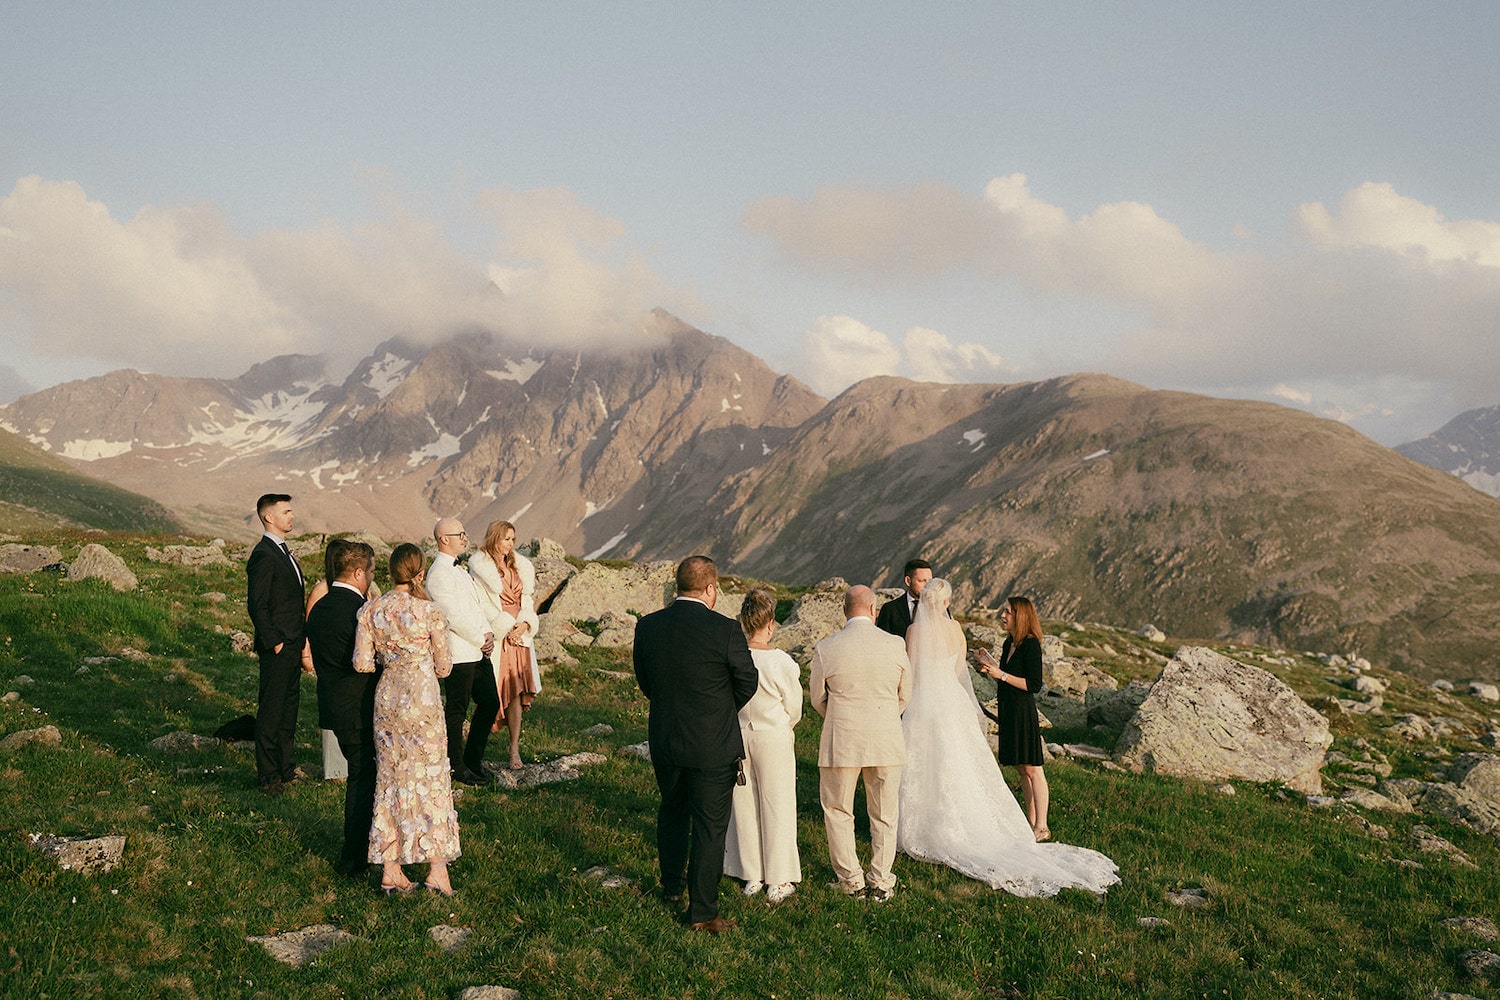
[0,428,180,534]
[2,534,1499,997]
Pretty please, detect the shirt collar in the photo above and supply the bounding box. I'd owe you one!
[332,580,364,596]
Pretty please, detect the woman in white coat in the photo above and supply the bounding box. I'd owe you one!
[723,587,802,903]
[470,520,540,769]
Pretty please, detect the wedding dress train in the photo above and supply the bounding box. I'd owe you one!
[896,600,1119,896]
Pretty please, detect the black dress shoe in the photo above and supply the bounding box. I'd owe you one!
[688,916,738,933]
[452,768,487,787]
[259,781,286,797]
[334,859,370,877]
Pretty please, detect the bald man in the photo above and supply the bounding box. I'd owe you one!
[426,517,499,785]
[809,584,911,902]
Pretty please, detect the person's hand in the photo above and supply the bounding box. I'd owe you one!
[481,632,496,657]
[507,622,530,644]
[273,641,284,654]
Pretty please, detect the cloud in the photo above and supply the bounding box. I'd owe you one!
[0,176,695,379]
[747,175,1500,424]
[797,315,1015,396]
[1297,182,1500,266]
[0,364,33,404]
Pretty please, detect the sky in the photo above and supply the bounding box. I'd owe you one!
[2,2,1498,445]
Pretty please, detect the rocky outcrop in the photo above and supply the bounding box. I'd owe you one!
[1396,754,1500,837]
[66,544,138,591]
[1086,680,1151,731]
[542,561,675,623]
[772,581,849,662]
[1113,646,1332,793]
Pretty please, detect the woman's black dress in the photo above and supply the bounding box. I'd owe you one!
[995,634,1044,766]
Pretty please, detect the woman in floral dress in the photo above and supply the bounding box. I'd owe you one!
[353,542,461,895]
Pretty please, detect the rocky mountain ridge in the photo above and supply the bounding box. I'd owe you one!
[4,320,1500,678]
[1398,404,1500,498]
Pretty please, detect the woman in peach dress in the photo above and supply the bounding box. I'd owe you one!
[470,520,540,770]
[353,543,461,896]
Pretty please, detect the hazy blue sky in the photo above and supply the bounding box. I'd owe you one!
[3,2,1498,443]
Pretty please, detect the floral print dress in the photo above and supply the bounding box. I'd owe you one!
[354,590,461,864]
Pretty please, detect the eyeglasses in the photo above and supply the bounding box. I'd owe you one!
[441,531,468,539]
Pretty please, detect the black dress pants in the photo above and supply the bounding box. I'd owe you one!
[255,643,303,786]
[443,658,500,774]
[333,727,377,872]
[653,758,738,924]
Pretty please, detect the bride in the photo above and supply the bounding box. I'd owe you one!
[896,578,1119,896]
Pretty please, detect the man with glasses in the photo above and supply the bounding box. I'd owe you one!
[427,518,499,785]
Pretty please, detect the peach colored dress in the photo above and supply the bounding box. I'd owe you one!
[494,565,538,712]
[353,590,461,864]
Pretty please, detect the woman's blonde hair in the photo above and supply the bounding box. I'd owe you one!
[738,586,777,637]
[481,520,519,573]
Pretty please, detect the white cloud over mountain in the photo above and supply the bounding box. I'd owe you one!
[0,176,693,378]
[748,175,1500,435]
[798,315,1015,396]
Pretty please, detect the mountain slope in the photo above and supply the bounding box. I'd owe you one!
[626,373,1500,679]
[0,426,180,533]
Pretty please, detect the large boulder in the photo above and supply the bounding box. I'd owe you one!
[66,544,138,591]
[1402,754,1500,838]
[0,544,63,573]
[1113,646,1332,793]
[772,581,850,662]
[144,541,232,567]
[542,561,675,623]
[1086,679,1151,731]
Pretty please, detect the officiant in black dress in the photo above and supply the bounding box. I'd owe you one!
[974,596,1051,842]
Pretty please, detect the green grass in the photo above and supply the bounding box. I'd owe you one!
[0,430,180,534]
[2,537,1499,998]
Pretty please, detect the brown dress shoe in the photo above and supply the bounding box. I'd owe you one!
[687,916,738,934]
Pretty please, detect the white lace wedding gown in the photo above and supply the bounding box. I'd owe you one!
[897,639,1119,897]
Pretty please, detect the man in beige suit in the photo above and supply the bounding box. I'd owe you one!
[809,584,911,902]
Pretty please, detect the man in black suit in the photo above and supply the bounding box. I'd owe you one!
[633,555,758,933]
[246,493,308,795]
[306,539,376,876]
[875,558,932,639]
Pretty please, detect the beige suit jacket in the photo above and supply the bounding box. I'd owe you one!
[809,616,911,768]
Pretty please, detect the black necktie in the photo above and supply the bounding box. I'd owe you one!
[280,542,303,587]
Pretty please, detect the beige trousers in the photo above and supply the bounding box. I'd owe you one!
[723,726,802,886]
[819,764,901,892]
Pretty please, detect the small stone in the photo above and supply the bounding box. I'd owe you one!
[203,592,228,602]
[621,742,652,761]
[149,732,218,754]
[581,723,615,737]
[601,875,633,889]
[1137,916,1170,927]
[1,725,62,750]
[74,665,89,676]
[229,632,254,655]
[1216,784,1235,795]
[1,692,18,703]
[1442,917,1500,942]
[458,987,522,1000]
[1469,683,1500,703]
[1137,624,1166,642]
[11,675,35,687]
[429,924,472,953]
[1430,679,1455,692]
[1459,949,1500,980]
[1166,887,1210,908]
[32,833,126,875]
[246,924,357,968]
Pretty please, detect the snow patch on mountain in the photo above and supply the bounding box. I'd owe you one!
[364,354,414,398]
[60,439,134,460]
[486,357,543,385]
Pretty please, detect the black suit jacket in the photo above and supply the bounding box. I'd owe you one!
[633,598,758,768]
[246,535,306,654]
[875,593,915,638]
[306,584,373,733]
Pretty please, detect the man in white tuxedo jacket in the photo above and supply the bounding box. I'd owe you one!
[427,518,498,785]
[809,584,911,901]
